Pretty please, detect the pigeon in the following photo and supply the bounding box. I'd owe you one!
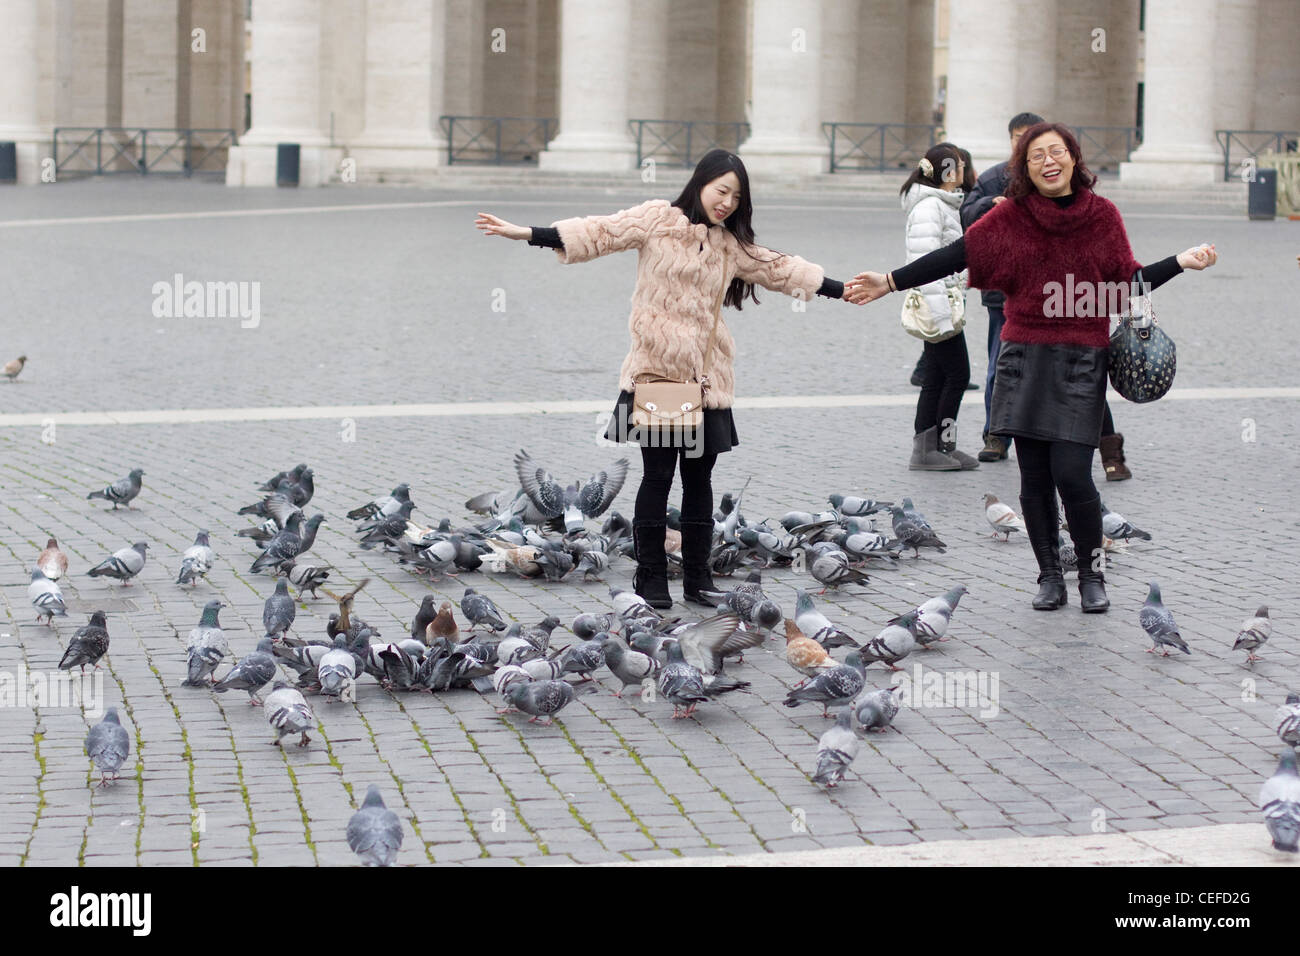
[263,578,297,640]
[1140,581,1189,655]
[854,686,901,732]
[897,585,967,649]
[514,449,629,532]
[492,665,532,712]
[794,590,859,649]
[828,494,892,517]
[87,468,144,509]
[783,620,841,684]
[2,354,27,381]
[213,638,278,704]
[59,611,110,673]
[28,568,67,625]
[258,464,307,492]
[1232,606,1270,663]
[85,708,130,787]
[183,599,228,687]
[410,596,439,642]
[249,512,305,574]
[265,681,315,747]
[283,560,331,598]
[809,548,871,590]
[784,652,866,717]
[502,679,574,725]
[348,483,413,522]
[460,587,507,631]
[983,493,1025,540]
[811,709,859,788]
[657,641,714,719]
[1260,749,1300,852]
[427,602,460,644]
[602,636,660,697]
[573,612,616,641]
[1101,501,1152,541]
[900,498,932,529]
[1276,693,1300,749]
[558,634,609,682]
[888,506,946,557]
[176,529,216,586]
[36,537,69,580]
[1057,533,1078,574]
[862,614,918,670]
[87,542,149,585]
[347,786,404,866]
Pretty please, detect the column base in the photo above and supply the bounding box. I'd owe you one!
[738,137,828,177]
[225,144,345,187]
[0,129,50,184]
[1120,146,1224,186]
[348,141,447,177]
[538,131,637,172]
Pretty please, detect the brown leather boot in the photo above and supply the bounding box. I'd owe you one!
[1099,433,1131,481]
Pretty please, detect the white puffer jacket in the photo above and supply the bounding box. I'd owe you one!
[901,184,968,321]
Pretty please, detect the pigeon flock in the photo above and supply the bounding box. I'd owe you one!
[16,448,1292,863]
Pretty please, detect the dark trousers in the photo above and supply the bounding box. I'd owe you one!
[983,304,1005,435]
[634,447,718,523]
[1013,437,1097,504]
[914,331,971,436]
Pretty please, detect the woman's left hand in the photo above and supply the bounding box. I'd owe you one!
[1176,243,1217,270]
[844,272,891,304]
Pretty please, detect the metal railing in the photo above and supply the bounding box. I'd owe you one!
[438,116,556,165]
[823,123,942,173]
[1216,129,1300,182]
[52,128,236,177]
[629,120,750,168]
[1072,125,1141,172]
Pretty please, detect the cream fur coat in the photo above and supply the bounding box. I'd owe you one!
[551,199,825,408]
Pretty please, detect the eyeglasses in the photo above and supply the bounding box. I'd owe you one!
[1027,146,1070,166]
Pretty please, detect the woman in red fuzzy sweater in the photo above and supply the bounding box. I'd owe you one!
[846,122,1217,614]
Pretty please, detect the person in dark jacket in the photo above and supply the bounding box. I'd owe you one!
[960,112,1043,461]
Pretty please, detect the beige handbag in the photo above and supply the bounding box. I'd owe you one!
[901,284,966,342]
[630,254,728,432]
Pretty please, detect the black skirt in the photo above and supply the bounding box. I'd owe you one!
[604,391,739,455]
[989,342,1108,447]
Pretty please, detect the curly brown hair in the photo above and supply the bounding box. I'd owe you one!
[1005,122,1098,200]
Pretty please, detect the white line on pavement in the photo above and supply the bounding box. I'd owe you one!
[0,386,1293,428]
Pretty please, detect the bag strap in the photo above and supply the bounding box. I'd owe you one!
[698,249,729,387]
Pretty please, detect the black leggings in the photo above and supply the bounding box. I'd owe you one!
[1013,436,1097,504]
[634,447,718,523]
[915,331,971,435]
[1101,402,1115,437]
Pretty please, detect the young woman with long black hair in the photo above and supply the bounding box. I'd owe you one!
[476,149,847,609]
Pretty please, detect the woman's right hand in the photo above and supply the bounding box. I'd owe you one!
[844,271,892,305]
[475,213,530,241]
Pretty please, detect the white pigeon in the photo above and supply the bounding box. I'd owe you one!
[1275,693,1300,749]
[317,642,358,703]
[861,615,917,671]
[265,681,315,747]
[493,665,530,713]
[28,568,67,625]
[811,709,859,788]
[1260,749,1300,852]
[1232,606,1271,663]
[983,494,1025,540]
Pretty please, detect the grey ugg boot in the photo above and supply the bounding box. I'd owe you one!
[909,427,962,471]
[939,438,980,470]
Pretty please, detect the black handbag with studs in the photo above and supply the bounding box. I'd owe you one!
[1108,268,1176,403]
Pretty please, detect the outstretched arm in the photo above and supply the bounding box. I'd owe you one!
[476,201,668,263]
[731,241,826,301]
[844,238,967,304]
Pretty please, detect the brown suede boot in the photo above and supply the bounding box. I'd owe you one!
[1099,433,1131,481]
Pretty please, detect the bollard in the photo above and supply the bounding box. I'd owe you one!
[276,143,300,187]
[1248,167,1276,221]
[0,143,16,183]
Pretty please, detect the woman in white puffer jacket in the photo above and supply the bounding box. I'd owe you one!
[900,142,977,471]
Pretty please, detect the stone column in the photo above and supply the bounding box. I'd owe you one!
[1016,0,1058,124]
[0,0,47,183]
[122,0,187,129]
[538,0,637,171]
[904,0,936,129]
[1119,0,1222,185]
[714,0,749,124]
[1103,0,1140,152]
[819,0,857,126]
[739,0,826,177]
[226,0,334,186]
[944,0,1020,170]
[1213,0,1258,131]
[627,0,670,125]
[353,0,446,174]
[1252,0,1300,133]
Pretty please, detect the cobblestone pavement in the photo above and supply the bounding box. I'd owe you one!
[0,181,1297,866]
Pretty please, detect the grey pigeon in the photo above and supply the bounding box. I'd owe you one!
[572,612,615,641]
[862,613,918,670]
[558,634,609,682]
[514,449,629,532]
[183,599,228,686]
[176,530,216,586]
[1260,749,1300,852]
[794,590,859,649]
[87,468,144,509]
[347,785,404,866]
[28,568,67,625]
[59,611,110,673]
[670,612,760,687]
[87,542,149,585]
[1276,693,1300,749]
[603,636,660,697]
[888,507,946,557]
[900,498,932,529]
[265,681,315,747]
[250,512,304,574]
[502,679,574,725]
[263,578,297,639]
[828,494,892,517]
[895,585,967,648]
[810,548,870,590]
[460,587,506,631]
[1232,606,1270,663]
[492,665,531,712]
[1100,501,1152,541]
[85,707,131,787]
[348,483,413,522]
[1140,581,1189,655]
[657,641,712,719]
[854,686,901,732]
[283,559,331,598]
[213,637,278,704]
[811,709,859,788]
[783,652,866,717]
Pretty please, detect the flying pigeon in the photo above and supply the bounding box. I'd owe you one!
[28,568,67,625]
[1232,606,1270,663]
[87,469,144,509]
[783,652,866,717]
[59,611,110,673]
[176,530,216,586]
[1140,581,1189,655]
[982,494,1025,540]
[85,707,130,787]
[265,681,315,747]
[36,537,69,580]
[183,599,228,687]
[513,449,629,533]
[1260,749,1300,852]
[811,709,859,788]
[347,786,404,866]
[87,542,149,585]
[213,637,278,704]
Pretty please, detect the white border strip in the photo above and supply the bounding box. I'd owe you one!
[0,387,1293,428]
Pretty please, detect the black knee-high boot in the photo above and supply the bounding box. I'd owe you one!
[1061,494,1109,613]
[632,519,672,610]
[1020,494,1067,610]
[680,519,718,605]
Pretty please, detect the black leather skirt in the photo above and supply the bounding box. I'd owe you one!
[989,342,1108,447]
[604,391,739,455]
